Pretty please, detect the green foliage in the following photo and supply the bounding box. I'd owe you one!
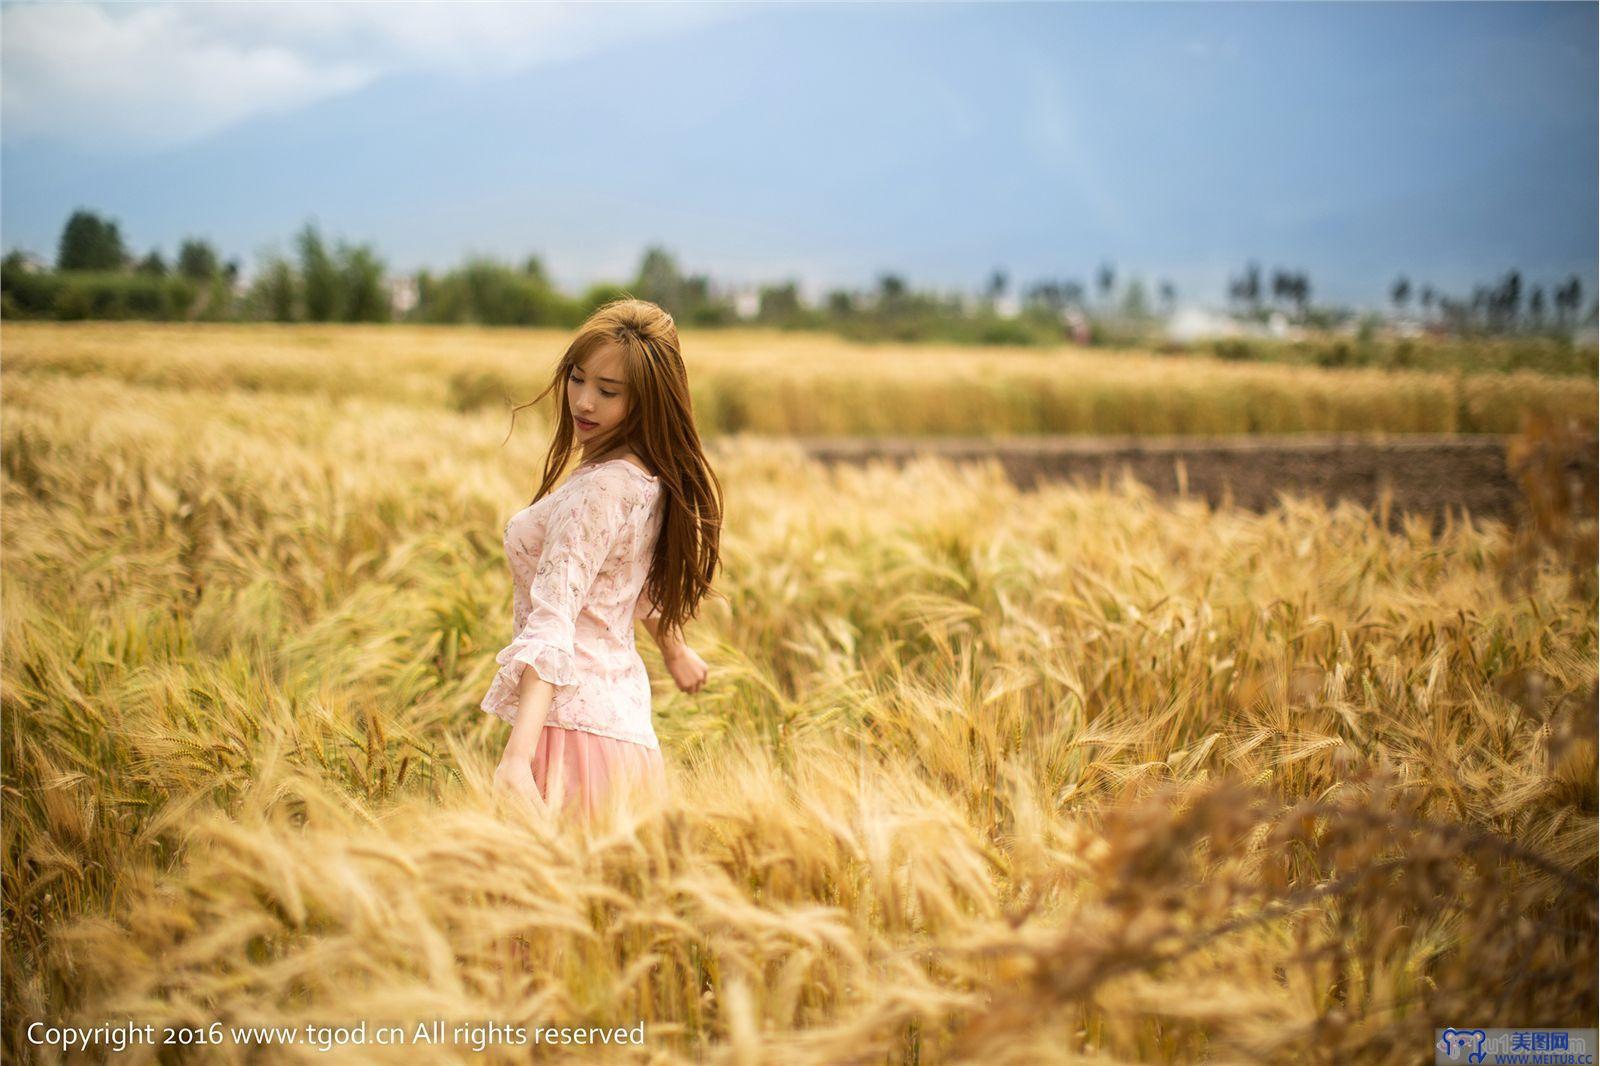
[178,238,219,281]
[971,314,1040,346]
[415,256,569,326]
[297,224,341,321]
[759,282,803,324]
[1120,276,1151,320]
[579,282,634,316]
[632,245,733,326]
[0,257,60,318]
[291,223,389,323]
[0,268,198,320]
[13,210,1598,378]
[1211,339,1254,362]
[339,245,388,323]
[246,255,298,323]
[56,209,127,271]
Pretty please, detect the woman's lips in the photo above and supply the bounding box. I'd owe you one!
[575,417,598,430]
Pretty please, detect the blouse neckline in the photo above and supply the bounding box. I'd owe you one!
[573,457,660,483]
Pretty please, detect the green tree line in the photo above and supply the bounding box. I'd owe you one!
[4,208,1596,368]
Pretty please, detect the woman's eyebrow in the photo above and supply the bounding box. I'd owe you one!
[573,369,626,385]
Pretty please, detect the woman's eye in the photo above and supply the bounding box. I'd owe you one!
[571,373,616,398]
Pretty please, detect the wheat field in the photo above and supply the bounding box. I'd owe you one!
[3,321,1595,436]
[2,324,1595,1064]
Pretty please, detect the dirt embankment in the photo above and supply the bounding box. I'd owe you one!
[791,433,1598,531]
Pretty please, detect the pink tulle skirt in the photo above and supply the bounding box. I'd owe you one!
[530,724,668,820]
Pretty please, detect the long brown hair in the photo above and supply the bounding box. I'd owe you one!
[506,297,723,645]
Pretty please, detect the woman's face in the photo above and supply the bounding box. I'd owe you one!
[567,343,630,445]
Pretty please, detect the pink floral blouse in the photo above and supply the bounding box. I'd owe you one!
[480,458,665,749]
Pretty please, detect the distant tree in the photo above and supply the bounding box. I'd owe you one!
[1023,279,1067,315]
[1120,276,1150,319]
[1157,279,1175,311]
[1554,275,1584,329]
[297,223,340,321]
[1391,275,1411,313]
[825,289,857,317]
[758,281,802,321]
[1272,268,1294,307]
[985,269,1007,302]
[521,254,550,285]
[877,273,906,306]
[136,251,168,276]
[1529,286,1545,325]
[1096,262,1115,304]
[1258,269,1309,317]
[682,273,713,308]
[635,246,684,311]
[1494,269,1522,330]
[253,253,297,322]
[57,209,128,271]
[177,238,220,282]
[1471,285,1489,328]
[337,241,388,322]
[1230,261,1264,310]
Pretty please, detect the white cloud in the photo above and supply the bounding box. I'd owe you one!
[1,1,745,153]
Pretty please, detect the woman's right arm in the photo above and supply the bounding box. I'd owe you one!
[640,614,684,659]
[638,613,708,694]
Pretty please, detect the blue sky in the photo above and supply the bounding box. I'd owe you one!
[2,1,1595,311]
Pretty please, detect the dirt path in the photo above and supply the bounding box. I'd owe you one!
[787,433,1597,530]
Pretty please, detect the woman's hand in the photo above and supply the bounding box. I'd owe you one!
[664,644,709,694]
[493,754,549,815]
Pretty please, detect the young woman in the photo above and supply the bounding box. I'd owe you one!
[481,298,721,819]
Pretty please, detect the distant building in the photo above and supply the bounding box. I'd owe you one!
[994,292,1021,319]
[733,286,760,320]
[1166,306,1246,343]
[1062,308,1091,345]
[388,275,419,317]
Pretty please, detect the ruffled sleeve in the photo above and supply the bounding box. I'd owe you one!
[480,476,633,725]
